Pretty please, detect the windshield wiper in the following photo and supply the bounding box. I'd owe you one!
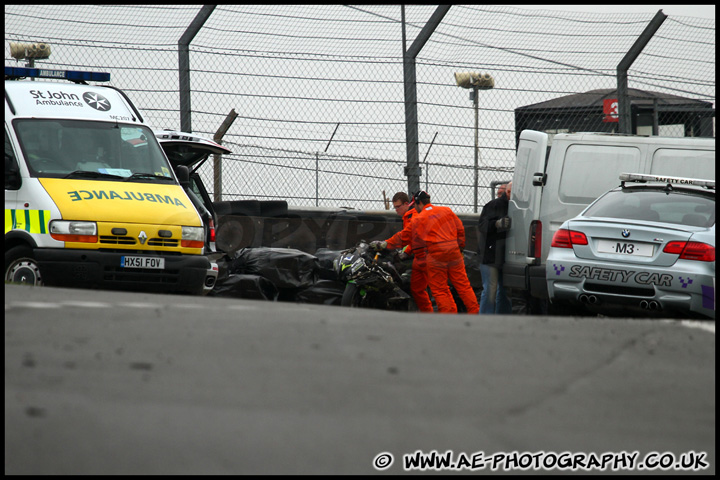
[124,173,174,182]
[63,170,124,180]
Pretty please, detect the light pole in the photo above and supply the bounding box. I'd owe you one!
[454,72,494,212]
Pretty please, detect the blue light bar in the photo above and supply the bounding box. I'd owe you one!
[5,66,110,82]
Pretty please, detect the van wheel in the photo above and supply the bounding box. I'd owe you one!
[5,246,43,286]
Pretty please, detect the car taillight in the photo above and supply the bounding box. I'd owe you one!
[208,218,216,243]
[528,220,542,258]
[550,228,588,248]
[569,230,588,245]
[663,241,715,262]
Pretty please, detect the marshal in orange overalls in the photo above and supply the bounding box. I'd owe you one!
[411,203,479,314]
[385,207,433,312]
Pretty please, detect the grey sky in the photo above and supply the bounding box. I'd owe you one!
[503,5,715,19]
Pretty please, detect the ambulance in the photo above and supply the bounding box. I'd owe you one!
[4,66,212,295]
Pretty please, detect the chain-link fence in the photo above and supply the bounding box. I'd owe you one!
[5,5,715,213]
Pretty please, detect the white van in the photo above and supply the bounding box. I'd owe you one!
[5,66,212,295]
[504,129,715,313]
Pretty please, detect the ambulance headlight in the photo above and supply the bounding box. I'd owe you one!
[181,226,205,249]
[49,220,98,243]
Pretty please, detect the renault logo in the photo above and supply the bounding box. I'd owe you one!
[138,231,147,245]
[621,229,630,238]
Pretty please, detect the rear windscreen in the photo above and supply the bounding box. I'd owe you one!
[584,189,715,228]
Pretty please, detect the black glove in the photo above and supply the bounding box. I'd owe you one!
[369,240,387,251]
[495,217,511,231]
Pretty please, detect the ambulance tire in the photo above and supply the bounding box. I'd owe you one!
[5,245,44,286]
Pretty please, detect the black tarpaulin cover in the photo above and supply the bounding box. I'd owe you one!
[228,247,318,289]
[313,247,344,281]
[294,279,346,305]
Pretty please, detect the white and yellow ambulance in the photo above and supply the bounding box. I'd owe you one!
[4,66,212,295]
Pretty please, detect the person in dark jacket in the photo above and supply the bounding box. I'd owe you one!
[477,182,513,314]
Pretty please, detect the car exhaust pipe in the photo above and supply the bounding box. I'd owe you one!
[639,300,649,309]
[579,294,598,304]
[648,301,661,311]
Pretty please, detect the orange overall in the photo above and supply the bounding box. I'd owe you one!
[385,208,433,312]
[411,204,479,314]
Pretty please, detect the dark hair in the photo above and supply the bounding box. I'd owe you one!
[413,190,430,203]
[392,192,410,204]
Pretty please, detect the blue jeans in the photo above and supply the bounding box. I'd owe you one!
[479,264,512,314]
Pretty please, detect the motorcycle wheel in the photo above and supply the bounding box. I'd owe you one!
[341,283,362,307]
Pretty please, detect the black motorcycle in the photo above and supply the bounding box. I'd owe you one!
[332,240,416,311]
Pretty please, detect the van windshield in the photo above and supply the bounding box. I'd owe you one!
[14,119,175,182]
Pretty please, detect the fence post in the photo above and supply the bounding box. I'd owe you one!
[616,9,667,134]
[213,109,238,202]
[317,123,340,207]
[423,131,438,192]
[402,5,450,196]
[178,5,216,133]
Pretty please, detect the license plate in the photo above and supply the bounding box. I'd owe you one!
[597,239,654,257]
[120,256,165,269]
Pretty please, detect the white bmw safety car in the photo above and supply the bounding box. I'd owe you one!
[546,173,715,319]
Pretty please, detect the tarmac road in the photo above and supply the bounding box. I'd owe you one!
[4,284,715,475]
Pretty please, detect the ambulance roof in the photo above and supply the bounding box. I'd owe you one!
[5,70,142,124]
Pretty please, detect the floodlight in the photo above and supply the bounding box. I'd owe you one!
[454,72,494,90]
[10,42,51,60]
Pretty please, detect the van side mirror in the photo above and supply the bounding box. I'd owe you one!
[532,172,547,186]
[175,165,190,189]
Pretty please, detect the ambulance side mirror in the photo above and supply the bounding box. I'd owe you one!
[175,165,190,189]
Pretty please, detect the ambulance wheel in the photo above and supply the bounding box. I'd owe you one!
[5,246,43,286]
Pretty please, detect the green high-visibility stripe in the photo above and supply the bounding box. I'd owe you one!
[38,210,46,234]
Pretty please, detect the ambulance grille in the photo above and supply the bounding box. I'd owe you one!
[100,236,136,245]
[147,238,179,247]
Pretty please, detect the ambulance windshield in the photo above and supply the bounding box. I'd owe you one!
[14,119,176,182]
